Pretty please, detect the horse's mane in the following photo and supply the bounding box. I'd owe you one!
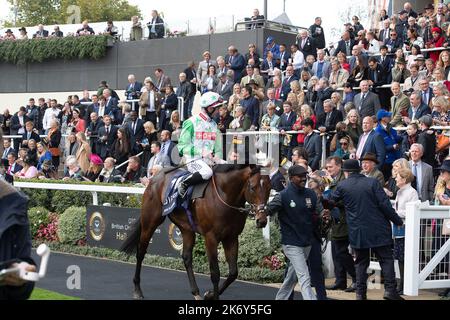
[213,163,261,175]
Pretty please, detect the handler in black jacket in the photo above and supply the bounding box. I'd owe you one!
[267,165,328,300]
[330,159,404,300]
[0,180,36,300]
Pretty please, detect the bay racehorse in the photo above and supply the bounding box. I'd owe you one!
[121,164,271,300]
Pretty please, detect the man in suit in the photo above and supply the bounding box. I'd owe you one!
[2,139,14,163]
[277,101,297,160]
[246,8,265,29]
[378,19,391,43]
[184,61,198,117]
[377,45,394,82]
[403,91,431,125]
[302,117,322,171]
[96,115,118,160]
[146,141,171,176]
[240,65,264,89]
[139,80,161,127]
[281,65,299,101]
[330,159,404,300]
[154,68,172,94]
[355,116,386,169]
[159,130,178,166]
[4,152,22,183]
[353,80,381,120]
[384,30,403,53]
[126,111,145,155]
[328,60,349,90]
[417,115,437,168]
[225,46,246,84]
[147,10,165,39]
[409,143,434,202]
[403,64,424,92]
[389,82,409,127]
[312,49,331,80]
[197,51,217,83]
[10,107,29,151]
[317,99,343,133]
[103,89,120,124]
[296,29,316,59]
[51,26,63,37]
[315,78,334,116]
[125,74,143,103]
[33,24,48,38]
[277,44,291,71]
[261,88,283,118]
[215,72,234,102]
[418,78,433,107]
[333,31,355,57]
[21,121,41,148]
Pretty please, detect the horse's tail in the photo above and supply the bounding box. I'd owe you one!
[120,220,141,255]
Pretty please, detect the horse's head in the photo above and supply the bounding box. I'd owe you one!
[244,166,271,228]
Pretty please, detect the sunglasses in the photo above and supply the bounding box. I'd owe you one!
[340,142,349,146]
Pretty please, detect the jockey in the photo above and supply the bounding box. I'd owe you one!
[177,92,225,198]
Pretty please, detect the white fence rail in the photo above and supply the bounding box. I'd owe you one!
[404,201,450,296]
[13,181,145,206]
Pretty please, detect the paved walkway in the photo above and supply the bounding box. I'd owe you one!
[32,251,279,300]
[32,251,443,300]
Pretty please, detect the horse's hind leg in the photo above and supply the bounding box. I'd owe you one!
[219,237,239,296]
[181,229,201,300]
[133,213,164,299]
[203,234,220,300]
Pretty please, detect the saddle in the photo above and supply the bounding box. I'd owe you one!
[161,170,210,217]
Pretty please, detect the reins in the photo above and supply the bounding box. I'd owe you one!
[211,175,249,213]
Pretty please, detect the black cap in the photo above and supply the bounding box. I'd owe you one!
[342,159,361,172]
[438,160,450,172]
[288,165,307,177]
[398,10,408,15]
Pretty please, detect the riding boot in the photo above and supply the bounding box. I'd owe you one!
[178,172,204,198]
[397,262,404,295]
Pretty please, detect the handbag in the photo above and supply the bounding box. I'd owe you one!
[443,219,450,236]
[49,147,60,157]
[436,131,450,153]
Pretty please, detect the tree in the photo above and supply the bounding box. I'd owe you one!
[7,0,61,26]
[5,0,141,27]
[59,0,141,24]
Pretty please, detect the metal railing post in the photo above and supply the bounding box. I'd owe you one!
[91,191,98,206]
[404,200,422,296]
[178,97,185,121]
[321,133,327,169]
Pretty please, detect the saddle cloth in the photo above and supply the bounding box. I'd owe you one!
[161,170,209,217]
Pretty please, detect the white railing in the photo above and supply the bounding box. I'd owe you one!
[403,201,450,296]
[13,181,145,206]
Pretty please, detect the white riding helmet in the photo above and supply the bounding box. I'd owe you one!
[199,92,226,109]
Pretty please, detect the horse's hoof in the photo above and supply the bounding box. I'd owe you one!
[204,290,218,300]
[133,292,144,300]
[194,294,203,301]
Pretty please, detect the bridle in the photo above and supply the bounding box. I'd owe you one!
[211,175,267,216]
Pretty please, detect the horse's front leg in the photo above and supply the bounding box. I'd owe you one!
[181,229,201,300]
[204,233,220,300]
[219,237,239,296]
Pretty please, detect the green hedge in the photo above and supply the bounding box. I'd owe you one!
[0,35,110,65]
[28,206,50,237]
[57,206,86,244]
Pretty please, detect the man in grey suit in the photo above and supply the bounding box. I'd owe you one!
[353,80,381,120]
[147,141,171,176]
[197,51,218,82]
[409,143,434,202]
[311,49,331,79]
[389,82,409,127]
[214,72,234,102]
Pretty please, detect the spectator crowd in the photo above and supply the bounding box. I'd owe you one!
[0,3,449,299]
